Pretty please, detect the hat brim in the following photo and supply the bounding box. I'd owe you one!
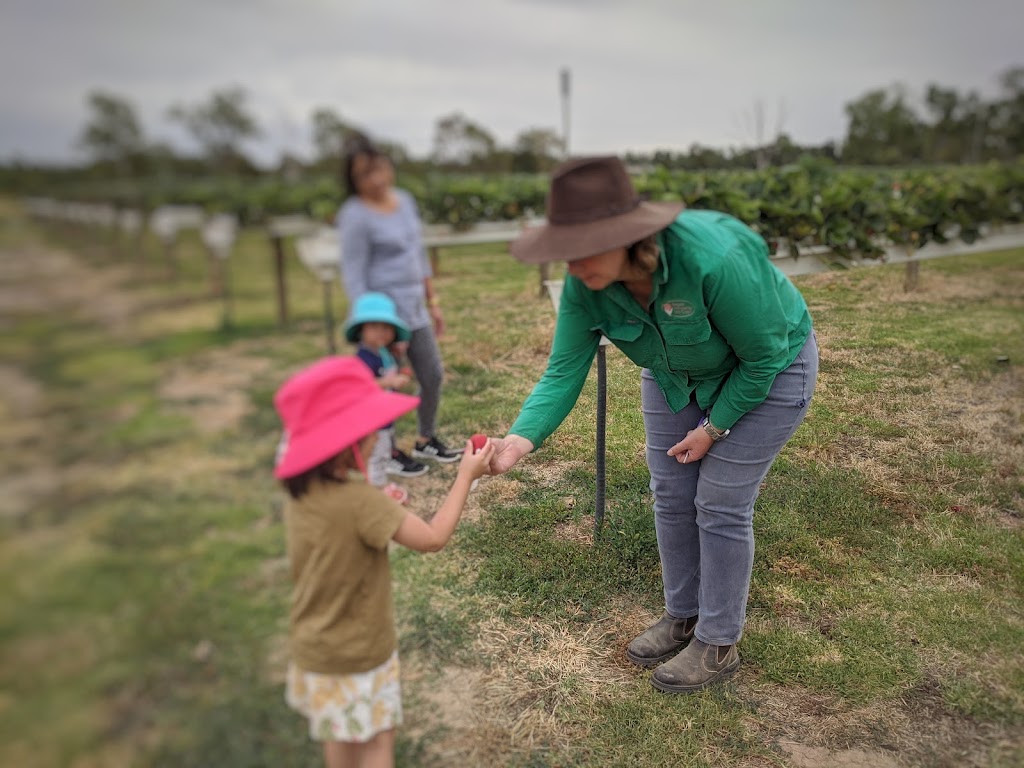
[510,201,684,265]
[343,316,412,343]
[274,388,419,479]
[342,313,409,344]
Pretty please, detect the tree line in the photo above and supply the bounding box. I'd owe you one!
[2,66,1022,196]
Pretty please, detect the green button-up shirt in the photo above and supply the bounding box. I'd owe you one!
[509,210,812,448]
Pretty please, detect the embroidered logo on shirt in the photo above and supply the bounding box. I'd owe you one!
[661,300,695,318]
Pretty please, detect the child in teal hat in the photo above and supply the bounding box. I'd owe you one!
[344,292,418,502]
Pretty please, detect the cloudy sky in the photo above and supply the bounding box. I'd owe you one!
[2,0,1021,166]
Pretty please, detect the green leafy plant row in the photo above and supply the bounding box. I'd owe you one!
[37,160,1024,258]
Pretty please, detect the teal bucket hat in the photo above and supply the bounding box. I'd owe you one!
[343,292,411,343]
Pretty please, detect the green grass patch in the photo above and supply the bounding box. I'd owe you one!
[1,207,1022,766]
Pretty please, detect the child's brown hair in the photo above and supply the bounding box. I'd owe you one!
[282,445,361,499]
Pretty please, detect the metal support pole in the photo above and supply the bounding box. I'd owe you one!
[322,280,336,354]
[594,344,607,539]
[162,237,178,279]
[221,258,234,329]
[271,235,289,327]
[538,263,550,297]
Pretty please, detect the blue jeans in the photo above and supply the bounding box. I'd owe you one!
[640,333,818,646]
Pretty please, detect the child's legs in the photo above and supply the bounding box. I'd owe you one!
[367,428,393,487]
[322,730,394,768]
[322,739,357,768]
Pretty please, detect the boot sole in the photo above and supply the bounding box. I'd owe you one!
[650,658,740,693]
[625,644,687,668]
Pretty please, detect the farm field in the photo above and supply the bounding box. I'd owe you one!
[0,199,1022,767]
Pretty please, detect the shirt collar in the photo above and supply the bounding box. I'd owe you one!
[653,230,670,288]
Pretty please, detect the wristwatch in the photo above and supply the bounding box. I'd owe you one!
[700,416,730,441]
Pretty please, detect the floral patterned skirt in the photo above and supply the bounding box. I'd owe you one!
[285,651,402,742]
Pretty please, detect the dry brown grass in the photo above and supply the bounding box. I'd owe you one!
[0,244,143,333]
[800,325,1022,529]
[745,670,1022,768]
[404,603,652,764]
[159,349,271,433]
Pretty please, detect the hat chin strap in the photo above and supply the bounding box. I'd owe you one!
[351,442,369,480]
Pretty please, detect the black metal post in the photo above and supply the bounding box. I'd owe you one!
[271,235,289,327]
[594,343,607,539]
[322,280,336,354]
[221,257,234,329]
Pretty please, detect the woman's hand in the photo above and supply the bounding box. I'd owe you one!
[430,304,445,336]
[487,435,534,475]
[666,427,715,464]
[390,340,410,360]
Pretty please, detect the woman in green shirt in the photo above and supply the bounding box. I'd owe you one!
[489,156,818,693]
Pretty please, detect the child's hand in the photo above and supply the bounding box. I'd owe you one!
[379,372,411,389]
[457,437,494,482]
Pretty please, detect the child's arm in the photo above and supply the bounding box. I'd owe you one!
[392,439,494,552]
[378,371,411,390]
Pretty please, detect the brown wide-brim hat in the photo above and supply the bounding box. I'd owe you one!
[510,156,684,265]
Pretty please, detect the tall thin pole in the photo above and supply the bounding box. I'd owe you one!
[594,343,607,540]
[322,280,336,354]
[560,67,571,158]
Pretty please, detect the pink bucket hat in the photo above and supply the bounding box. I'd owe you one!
[273,356,419,479]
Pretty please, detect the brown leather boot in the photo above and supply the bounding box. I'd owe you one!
[626,612,698,667]
[651,638,740,693]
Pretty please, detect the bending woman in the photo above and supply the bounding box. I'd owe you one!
[488,156,818,693]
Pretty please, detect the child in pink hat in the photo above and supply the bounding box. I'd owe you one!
[273,356,493,766]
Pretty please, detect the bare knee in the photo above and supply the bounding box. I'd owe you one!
[359,729,395,768]
[322,730,394,768]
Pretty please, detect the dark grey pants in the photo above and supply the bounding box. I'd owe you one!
[641,333,818,646]
[405,325,445,439]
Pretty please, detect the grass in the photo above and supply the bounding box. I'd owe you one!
[0,197,1022,767]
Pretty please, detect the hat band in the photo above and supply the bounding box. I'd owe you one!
[549,197,640,225]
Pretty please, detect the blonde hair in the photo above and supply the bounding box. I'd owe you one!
[627,235,661,273]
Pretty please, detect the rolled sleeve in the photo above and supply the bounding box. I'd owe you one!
[509,279,600,447]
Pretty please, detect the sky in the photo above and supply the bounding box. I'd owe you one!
[1,0,1022,166]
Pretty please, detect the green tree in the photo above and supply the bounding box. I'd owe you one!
[78,91,145,173]
[168,86,260,174]
[921,84,990,163]
[431,112,497,169]
[988,66,1024,159]
[310,108,357,168]
[510,127,563,172]
[842,87,924,165]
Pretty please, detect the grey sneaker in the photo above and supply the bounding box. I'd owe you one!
[387,449,429,478]
[412,436,463,463]
[626,612,697,667]
[651,639,740,694]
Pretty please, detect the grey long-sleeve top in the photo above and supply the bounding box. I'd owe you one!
[337,189,433,332]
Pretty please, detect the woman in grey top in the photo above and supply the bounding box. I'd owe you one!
[338,135,463,472]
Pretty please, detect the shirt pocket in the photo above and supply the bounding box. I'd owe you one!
[595,319,643,343]
[661,315,712,346]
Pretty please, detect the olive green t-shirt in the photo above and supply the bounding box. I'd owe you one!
[284,475,407,675]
